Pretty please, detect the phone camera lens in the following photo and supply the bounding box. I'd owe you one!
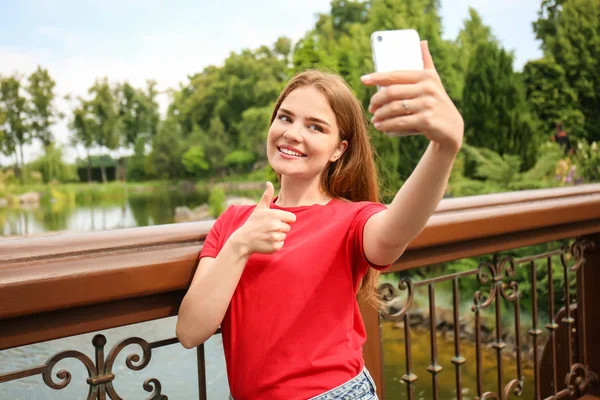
[377,35,383,42]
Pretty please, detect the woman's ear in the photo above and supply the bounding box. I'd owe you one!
[330,140,348,162]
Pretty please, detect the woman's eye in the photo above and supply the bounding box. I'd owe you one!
[278,115,291,122]
[309,124,324,132]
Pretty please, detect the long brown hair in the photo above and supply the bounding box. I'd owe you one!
[270,69,382,308]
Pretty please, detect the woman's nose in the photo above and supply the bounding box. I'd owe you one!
[283,123,303,142]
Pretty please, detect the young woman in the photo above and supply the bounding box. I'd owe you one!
[176,41,464,400]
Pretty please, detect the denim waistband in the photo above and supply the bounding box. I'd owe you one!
[229,367,378,400]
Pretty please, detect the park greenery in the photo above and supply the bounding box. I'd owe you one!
[1,0,599,204]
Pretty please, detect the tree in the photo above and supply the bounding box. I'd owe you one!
[27,144,78,183]
[533,0,600,142]
[87,78,120,183]
[182,145,210,176]
[451,7,497,107]
[69,98,95,182]
[273,36,293,66]
[175,40,288,155]
[328,0,369,38]
[116,80,160,180]
[522,57,585,138]
[225,150,256,173]
[292,33,339,74]
[462,41,540,170]
[0,109,9,158]
[148,117,186,179]
[26,66,61,148]
[237,105,272,162]
[0,74,30,182]
[201,116,229,174]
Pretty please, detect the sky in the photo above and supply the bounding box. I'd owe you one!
[0,0,543,164]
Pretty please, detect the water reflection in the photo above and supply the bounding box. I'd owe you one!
[382,320,535,399]
[0,188,209,237]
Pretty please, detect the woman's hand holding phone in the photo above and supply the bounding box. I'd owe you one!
[363,39,464,154]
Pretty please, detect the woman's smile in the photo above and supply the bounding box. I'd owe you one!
[278,144,307,159]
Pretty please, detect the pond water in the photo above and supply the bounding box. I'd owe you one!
[0,187,209,237]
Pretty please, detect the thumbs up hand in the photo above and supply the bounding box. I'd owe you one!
[233,182,296,255]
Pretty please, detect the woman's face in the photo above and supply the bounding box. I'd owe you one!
[267,86,348,181]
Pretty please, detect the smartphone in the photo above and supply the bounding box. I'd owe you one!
[370,29,424,136]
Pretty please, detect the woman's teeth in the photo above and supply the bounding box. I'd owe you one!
[279,148,304,157]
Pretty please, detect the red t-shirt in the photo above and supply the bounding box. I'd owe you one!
[199,198,388,400]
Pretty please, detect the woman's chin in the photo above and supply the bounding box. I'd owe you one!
[271,164,312,180]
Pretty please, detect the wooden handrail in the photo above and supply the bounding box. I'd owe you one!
[1,184,600,350]
[2,184,599,262]
[435,183,600,212]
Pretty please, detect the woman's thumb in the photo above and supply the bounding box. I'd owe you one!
[256,182,274,209]
[421,40,436,71]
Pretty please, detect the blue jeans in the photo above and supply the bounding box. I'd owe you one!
[229,367,379,400]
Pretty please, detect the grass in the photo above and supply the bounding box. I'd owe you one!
[0,170,269,207]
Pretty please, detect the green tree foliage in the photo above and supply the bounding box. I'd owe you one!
[208,185,226,218]
[182,145,210,176]
[0,74,31,182]
[116,80,160,180]
[522,57,585,138]
[147,117,186,179]
[69,97,95,182]
[87,78,120,183]
[462,41,540,170]
[0,109,7,158]
[224,150,256,173]
[27,144,78,183]
[173,40,289,147]
[126,138,149,182]
[26,66,61,147]
[452,8,497,107]
[533,0,600,142]
[448,142,566,197]
[571,140,600,182]
[202,116,229,173]
[237,105,272,161]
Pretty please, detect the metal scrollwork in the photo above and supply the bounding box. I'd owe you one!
[143,378,167,399]
[479,391,500,400]
[105,336,152,372]
[560,238,593,272]
[502,378,524,398]
[497,256,519,302]
[478,378,523,400]
[41,350,96,390]
[565,363,598,396]
[472,261,497,312]
[378,278,414,321]
[37,334,167,400]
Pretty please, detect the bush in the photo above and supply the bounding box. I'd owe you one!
[572,140,600,182]
[27,145,79,183]
[208,186,226,218]
[182,145,210,176]
[224,150,256,173]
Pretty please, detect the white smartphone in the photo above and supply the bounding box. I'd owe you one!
[370,29,424,136]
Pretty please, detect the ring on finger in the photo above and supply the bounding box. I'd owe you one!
[401,99,410,115]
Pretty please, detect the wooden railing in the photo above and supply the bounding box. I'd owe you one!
[1,184,600,399]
